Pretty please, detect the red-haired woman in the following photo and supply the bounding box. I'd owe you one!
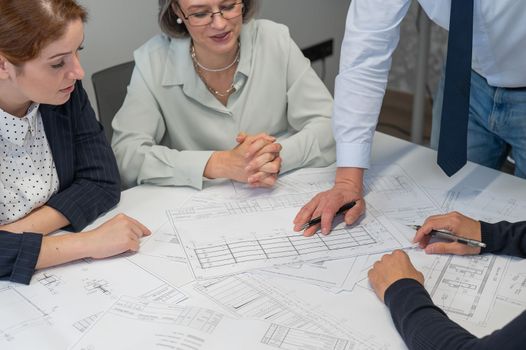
[0,0,150,284]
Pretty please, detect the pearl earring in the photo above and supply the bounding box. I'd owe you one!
[176,17,183,24]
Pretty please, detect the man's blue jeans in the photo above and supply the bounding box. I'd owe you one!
[431,69,526,178]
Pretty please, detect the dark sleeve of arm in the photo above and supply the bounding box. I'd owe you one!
[480,221,526,258]
[385,278,526,350]
[46,81,121,231]
[0,231,42,284]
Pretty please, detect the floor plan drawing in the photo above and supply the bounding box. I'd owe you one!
[193,274,388,349]
[407,251,508,326]
[194,226,376,270]
[0,286,48,343]
[426,187,526,223]
[495,257,526,308]
[3,159,524,349]
[36,273,62,295]
[169,192,314,221]
[261,323,350,350]
[83,279,111,296]
[363,165,442,224]
[172,209,408,279]
[0,258,186,349]
[261,255,368,291]
[137,220,188,263]
[194,276,323,332]
[72,296,383,350]
[72,313,100,333]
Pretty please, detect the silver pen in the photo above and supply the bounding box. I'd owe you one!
[409,225,486,248]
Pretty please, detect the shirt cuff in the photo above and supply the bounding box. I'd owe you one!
[480,221,495,254]
[139,150,214,190]
[279,134,319,173]
[12,232,43,285]
[46,196,87,232]
[336,142,371,169]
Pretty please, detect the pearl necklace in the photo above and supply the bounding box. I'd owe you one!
[198,71,236,97]
[191,44,240,97]
[191,44,240,72]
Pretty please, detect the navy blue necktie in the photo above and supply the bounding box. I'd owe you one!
[437,0,474,176]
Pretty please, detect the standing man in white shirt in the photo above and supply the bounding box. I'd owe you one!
[294,0,526,236]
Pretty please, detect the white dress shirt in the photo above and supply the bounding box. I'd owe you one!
[335,0,526,168]
[0,104,59,225]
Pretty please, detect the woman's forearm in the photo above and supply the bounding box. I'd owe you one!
[36,233,91,269]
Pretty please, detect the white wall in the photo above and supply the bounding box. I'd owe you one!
[78,0,349,116]
[258,1,349,93]
[78,1,447,118]
[78,0,160,114]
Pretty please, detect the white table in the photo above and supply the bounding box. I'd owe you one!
[2,132,525,349]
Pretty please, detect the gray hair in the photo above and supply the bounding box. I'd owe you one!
[158,0,259,38]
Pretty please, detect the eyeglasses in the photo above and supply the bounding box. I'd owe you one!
[177,1,244,26]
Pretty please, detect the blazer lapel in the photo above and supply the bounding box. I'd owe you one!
[40,105,74,190]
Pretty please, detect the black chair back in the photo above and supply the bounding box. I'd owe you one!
[91,61,135,143]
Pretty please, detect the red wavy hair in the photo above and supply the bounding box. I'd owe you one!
[0,0,87,65]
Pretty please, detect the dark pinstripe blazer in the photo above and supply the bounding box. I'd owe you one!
[1,80,120,284]
[41,80,121,231]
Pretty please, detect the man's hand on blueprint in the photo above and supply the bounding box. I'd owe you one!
[294,167,365,236]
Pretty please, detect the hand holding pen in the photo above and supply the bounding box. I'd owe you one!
[294,171,365,237]
[294,200,359,237]
[412,212,484,255]
[300,201,357,230]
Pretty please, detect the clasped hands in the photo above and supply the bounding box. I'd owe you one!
[205,132,282,187]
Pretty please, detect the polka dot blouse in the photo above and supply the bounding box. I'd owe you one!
[0,104,60,225]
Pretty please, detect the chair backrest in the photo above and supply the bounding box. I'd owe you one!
[91,61,135,143]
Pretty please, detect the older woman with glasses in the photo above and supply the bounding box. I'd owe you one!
[111,0,335,190]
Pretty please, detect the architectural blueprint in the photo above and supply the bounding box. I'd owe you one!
[363,164,442,224]
[183,164,440,225]
[353,248,524,334]
[192,273,390,349]
[137,220,187,262]
[412,250,507,326]
[2,162,525,349]
[496,257,526,308]
[426,186,526,223]
[0,258,186,349]
[260,255,369,291]
[72,296,374,350]
[194,274,341,333]
[169,207,409,280]
[126,252,195,288]
[166,164,431,280]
